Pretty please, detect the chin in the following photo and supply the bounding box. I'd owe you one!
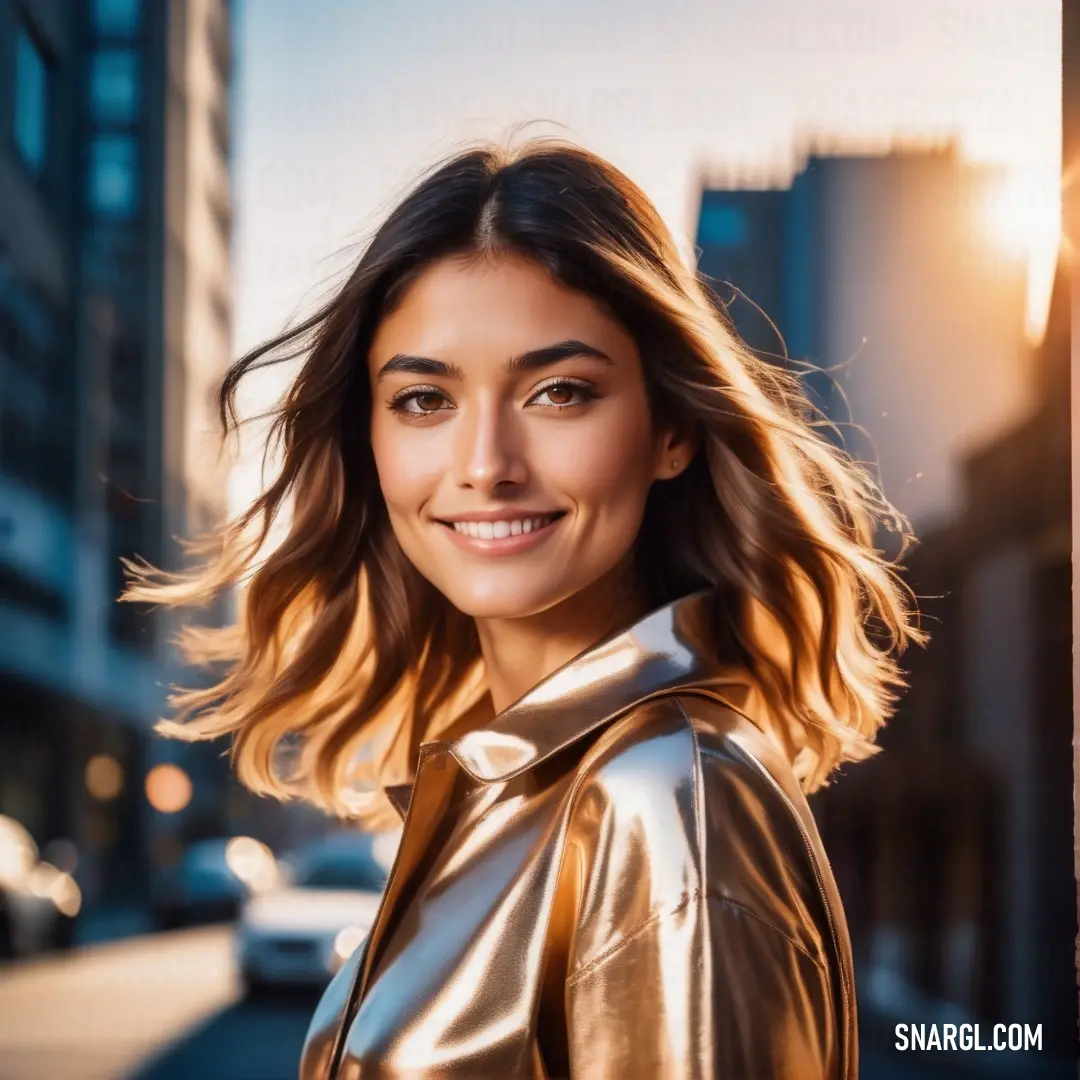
[436,576,578,621]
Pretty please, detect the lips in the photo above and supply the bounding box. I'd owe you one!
[440,511,565,539]
[435,510,567,555]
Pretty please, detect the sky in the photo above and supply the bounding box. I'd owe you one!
[226,0,1061,512]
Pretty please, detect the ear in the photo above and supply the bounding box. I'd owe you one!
[652,424,699,481]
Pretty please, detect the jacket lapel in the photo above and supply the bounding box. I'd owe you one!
[359,744,458,990]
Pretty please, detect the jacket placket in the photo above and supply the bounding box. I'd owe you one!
[323,742,461,1079]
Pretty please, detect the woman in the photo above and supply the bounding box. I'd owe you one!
[125,135,923,1079]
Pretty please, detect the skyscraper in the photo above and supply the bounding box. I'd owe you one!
[696,143,1032,532]
[0,0,234,908]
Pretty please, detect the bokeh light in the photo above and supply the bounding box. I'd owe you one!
[27,862,82,917]
[42,838,79,875]
[0,815,38,884]
[333,925,366,962]
[372,829,402,871]
[224,836,278,891]
[85,754,124,802]
[144,764,193,814]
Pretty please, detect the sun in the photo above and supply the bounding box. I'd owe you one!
[981,165,1063,346]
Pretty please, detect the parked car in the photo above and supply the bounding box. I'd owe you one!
[236,830,396,994]
[0,815,80,959]
[151,836,279,929]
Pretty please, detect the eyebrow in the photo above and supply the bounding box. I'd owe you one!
[375,339,614,381]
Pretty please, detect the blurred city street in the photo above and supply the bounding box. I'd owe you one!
[0,0,1076,1077]
[0,928,315,1080]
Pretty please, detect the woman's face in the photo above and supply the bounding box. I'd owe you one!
[367,251,686,619]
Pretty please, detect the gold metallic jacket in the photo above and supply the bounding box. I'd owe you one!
[300,588,857,1080]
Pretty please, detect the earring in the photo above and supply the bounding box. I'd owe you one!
[670,459,680,470]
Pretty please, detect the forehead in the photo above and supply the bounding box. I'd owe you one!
[368,253,637,370]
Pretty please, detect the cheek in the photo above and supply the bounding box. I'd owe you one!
[541,409,656,500]
[369,416,442,514]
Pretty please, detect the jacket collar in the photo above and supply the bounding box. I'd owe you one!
[384,587,761,817]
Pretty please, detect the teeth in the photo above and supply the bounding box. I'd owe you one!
[451,514,556,539]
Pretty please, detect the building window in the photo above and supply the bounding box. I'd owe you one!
[697,203,750,249]
[13,25,50,177]
[107,516,155,651]
[91,50,141,124]
[93,0,142,37]
[0,563,69,623]
[0,276,75,506]
[88,134,139,219]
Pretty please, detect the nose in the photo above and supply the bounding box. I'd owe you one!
[452,397,527,492]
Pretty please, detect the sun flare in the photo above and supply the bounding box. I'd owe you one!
[981,166,1063,346]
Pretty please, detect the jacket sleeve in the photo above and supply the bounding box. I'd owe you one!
[564,889,840,1080]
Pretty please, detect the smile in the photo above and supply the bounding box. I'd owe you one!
[437,511,566,554]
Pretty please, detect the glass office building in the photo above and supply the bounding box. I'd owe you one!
[0,0,235,909]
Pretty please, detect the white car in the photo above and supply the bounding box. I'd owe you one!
[236,830,396,994]
[151,836,279,929]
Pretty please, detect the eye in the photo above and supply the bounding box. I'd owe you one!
[387,387,451,416]
[527,379,596,409]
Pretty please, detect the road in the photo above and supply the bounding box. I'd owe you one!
[0,927,316,1080]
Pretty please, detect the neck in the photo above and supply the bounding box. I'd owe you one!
[474,560,654,716]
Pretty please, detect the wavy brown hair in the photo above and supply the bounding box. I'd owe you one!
[123,134,926,829]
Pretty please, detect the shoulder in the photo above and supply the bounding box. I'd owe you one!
[572,689,801,835]
[565,691,831,971]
